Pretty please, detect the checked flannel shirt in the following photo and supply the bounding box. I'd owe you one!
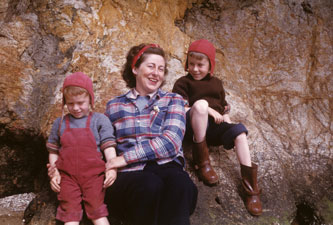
[105,88,186,172]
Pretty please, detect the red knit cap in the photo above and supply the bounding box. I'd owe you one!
[62,72,94,108]
[186,39,216,74]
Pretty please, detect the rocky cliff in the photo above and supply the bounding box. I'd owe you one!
[0,0,332,224]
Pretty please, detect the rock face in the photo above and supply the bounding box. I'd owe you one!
[0,193,35,225]
[0,0,332,224]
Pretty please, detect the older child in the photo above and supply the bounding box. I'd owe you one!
[46,72,117,225]
[172,39,262,216]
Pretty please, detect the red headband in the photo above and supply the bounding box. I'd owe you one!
[131,44,160,69]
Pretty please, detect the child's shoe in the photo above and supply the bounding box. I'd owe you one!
[192,139,219,186]
[241,163,263,216]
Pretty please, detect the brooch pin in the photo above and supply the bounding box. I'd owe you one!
[153,105,160,113]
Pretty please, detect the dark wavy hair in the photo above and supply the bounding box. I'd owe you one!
[122,44,168,88]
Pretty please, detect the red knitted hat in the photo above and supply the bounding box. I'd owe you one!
[185,39,216,74]
[62,72,94,108]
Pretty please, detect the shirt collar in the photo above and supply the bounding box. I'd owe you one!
[129,88,158,100]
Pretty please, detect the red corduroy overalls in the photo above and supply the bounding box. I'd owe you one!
[55,113,108,222]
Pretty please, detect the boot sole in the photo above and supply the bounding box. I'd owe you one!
[197,174,219,186]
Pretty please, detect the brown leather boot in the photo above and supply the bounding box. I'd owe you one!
[192,139,219,186]
[241,163,263,216]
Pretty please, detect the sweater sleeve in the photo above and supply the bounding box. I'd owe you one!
[95,113,117,151]
[46,117,61,152]
[172,77,189,104]
[220,80,230,114]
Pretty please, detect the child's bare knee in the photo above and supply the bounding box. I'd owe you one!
[192,100,209,112]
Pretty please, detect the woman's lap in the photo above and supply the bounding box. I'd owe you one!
[105,161,197,225]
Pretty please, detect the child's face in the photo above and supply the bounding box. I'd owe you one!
[65,93,90,118]
[187,54,210,80]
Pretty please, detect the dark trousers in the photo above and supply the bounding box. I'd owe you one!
[185,111,248,149]
[105,161,198,225]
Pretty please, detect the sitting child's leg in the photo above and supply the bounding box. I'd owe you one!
[190,100,209,143]
[234,132,251,167]
[190,100,219,186]
[234,133,262,216]
[240,163,262,216]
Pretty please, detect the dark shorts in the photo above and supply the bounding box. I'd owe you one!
[185,110,248,150]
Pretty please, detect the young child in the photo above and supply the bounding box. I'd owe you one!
[172,39,262,216]
[46,72,117,225]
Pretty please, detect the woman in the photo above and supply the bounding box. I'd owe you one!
[104,44,198,225]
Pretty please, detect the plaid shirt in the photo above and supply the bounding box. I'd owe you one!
[105,89,186,172]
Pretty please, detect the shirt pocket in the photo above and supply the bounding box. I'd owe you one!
[150,106,167,133]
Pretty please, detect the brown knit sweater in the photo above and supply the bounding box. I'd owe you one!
[172,74,229,115]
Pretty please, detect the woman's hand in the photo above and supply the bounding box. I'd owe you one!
[47,163,57,178]
[50,168,61,192]
[106,156,127,170]
[46,163,61,192]
[103,168,117,188]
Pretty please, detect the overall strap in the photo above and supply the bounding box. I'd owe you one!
[65,114,71,129]
[85,112,93,128]
[57,114,67,137]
